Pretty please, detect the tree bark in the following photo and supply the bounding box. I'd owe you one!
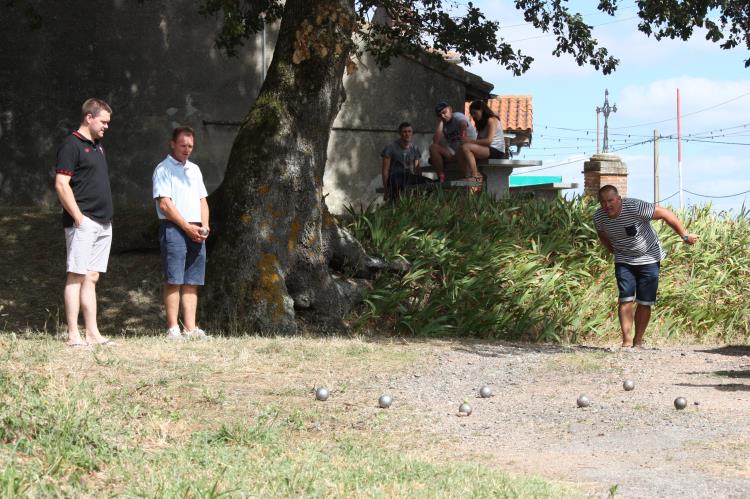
[203,0,362,334]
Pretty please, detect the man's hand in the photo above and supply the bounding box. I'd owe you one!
[183,223,206,243]
[682,234,698,245]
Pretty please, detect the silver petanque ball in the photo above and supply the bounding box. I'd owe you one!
[674,397,687,410]
[479,385,493,398]
[458,402,473,416]
[576,394,591,408]
[199,227,209,237]
[378,394,393,409]
[315,387,330,401]
[623,379,635,391]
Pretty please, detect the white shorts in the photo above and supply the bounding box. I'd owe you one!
[64,216,113,274]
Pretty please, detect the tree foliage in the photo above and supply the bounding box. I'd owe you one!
[198,0,750,74]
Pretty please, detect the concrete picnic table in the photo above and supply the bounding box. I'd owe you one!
[423,158,543,199]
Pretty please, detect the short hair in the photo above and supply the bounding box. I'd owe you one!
[398,122,412,131]
[81,98,112,122]
[171,126,195,142]
[598,185,619,198]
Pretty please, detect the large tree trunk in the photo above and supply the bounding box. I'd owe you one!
[203,0,364,334]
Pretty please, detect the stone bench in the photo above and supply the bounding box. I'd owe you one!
[377,158,543,198]
[510,182,579,200]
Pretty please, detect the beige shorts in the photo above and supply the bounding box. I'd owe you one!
[64,216,112,274]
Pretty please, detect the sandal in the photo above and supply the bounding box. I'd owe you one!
[469,175,483,193]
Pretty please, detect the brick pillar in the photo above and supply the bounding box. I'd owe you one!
[583,153,628,197]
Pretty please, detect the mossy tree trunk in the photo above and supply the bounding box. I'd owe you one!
[204,0,362,334]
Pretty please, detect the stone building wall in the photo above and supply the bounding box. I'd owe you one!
[0,2,491,214]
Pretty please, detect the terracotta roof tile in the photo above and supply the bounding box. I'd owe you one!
[465,96,533,134]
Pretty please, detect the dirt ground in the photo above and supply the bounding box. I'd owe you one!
[3,208,750,498]
[370,341,750,498]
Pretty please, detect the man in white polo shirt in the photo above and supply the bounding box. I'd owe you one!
[152,126,210,339]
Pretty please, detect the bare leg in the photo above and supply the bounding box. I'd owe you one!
[633,304,652,347]
[64,272,85,345]
[81,271,108,344]
[164,284,181,329]
[429,143,446,180]
[618,301,634,347]
[180,285,199,332]
[460,143,488,178]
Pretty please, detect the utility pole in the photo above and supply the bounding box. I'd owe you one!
[596,89,617,153]
[654,130,660,205]
[596,110,600,154]
[677,88,684,211]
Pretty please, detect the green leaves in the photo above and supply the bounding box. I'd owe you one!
[347,194,750,343]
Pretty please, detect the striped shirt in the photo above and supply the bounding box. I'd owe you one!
[593,198,665,265]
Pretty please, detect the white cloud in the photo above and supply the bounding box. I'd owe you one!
[617,78,750,129]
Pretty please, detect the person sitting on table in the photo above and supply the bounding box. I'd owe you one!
[458,100,507,190]
[381,122,431,200]
[429,101,477,182]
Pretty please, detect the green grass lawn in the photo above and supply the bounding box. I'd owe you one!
[0,334,580,497]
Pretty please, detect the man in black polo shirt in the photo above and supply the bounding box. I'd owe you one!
[54,98,115,347]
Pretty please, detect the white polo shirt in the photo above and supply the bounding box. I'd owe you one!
[152,154,208,222]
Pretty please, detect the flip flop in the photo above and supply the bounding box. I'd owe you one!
[65,342,90,349]
[90,339,117,347]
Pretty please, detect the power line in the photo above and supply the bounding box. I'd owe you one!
[684,188,750,199]
[658,191,678,203]
[609,90,750,130]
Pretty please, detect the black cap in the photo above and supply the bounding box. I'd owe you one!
[434,101,450,113]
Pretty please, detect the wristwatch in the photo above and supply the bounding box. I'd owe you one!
[681,234,689,242]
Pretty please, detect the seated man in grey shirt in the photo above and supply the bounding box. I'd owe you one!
[381,122,432,200]
[428,101,477,182]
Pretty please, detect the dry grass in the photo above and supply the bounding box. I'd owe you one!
[0,333,578,496]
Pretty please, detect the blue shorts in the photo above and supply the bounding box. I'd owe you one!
[615,262,660,306]
[159,221,206,285]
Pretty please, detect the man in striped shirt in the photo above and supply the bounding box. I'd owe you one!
[594,185,698,348]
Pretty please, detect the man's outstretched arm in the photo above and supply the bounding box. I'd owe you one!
[653,206,698,244]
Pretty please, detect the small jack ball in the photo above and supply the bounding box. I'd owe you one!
[458,402,472,415]
[378,394,393,409]
[576,394,591,408]
[674,397,687,410]
[315,387,330,401]
[479,385,493,398]
[623,379,635,391]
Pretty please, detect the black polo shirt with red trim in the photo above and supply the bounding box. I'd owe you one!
[55,131,113,228]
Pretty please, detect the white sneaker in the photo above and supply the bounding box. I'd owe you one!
[183,328,208,339]
[166,326,183,340]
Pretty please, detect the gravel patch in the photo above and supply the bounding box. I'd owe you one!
[374,341,750,498]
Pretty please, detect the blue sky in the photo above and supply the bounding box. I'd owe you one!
[463,1,750,213]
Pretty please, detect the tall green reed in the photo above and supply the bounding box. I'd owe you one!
[345,192,750,343]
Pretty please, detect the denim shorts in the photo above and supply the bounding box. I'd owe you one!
[159,221,206,285]
[615,262,660,306]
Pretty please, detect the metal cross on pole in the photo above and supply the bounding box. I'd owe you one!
[596,89,617,153]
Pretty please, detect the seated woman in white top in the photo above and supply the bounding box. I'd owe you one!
[458,100,506,189]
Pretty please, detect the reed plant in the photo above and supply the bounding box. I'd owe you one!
[345,192,750,343]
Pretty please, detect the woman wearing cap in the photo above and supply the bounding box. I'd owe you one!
[459,100,506,191]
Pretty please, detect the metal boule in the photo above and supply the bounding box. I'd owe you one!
[479,385,493,398]
[623,379,635,391]
[576,394,591,408]
[674,397,687,410]
[378,394,393,409]
[315,387,330,401]
[458,402,473,416]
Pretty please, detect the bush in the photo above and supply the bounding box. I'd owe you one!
[345,192,750,343]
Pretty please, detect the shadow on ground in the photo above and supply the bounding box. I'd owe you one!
[695,345,750,357]
[0,207,163,335]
